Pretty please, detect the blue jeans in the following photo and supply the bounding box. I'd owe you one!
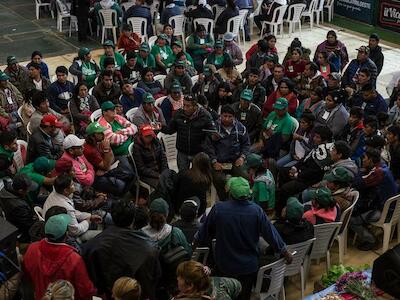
[276,154,298,168]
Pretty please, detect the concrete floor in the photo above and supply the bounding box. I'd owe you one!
[1,2,400,298]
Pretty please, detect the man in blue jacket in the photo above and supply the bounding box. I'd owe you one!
[47,66,75,114]
[195,176,292,300]
[353,83,388,119]
[207,104,250,199]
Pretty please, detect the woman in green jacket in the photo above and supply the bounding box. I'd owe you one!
[99,40,126,71]
[151,34,175,73]
[186,24,214,72]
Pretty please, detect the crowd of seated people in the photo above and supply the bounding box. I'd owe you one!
[0,3,397,297]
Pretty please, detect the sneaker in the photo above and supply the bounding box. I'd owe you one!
[357,241,379,251]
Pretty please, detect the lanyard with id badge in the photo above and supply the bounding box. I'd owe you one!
[5,89,14,105]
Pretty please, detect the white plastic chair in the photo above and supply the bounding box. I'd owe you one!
[191,247,210,265]
[169,15,186,49]
[309,222,341,272]
[335,190,359,264]
[301,0,317,29]
[155,95,167,107]
[154,75,166,88]
[212,4,225,21]
[121,2,135,13]
[99,9,118,44]
[14,140,28,171]
[35,0,54,20]
[69,15,78,37]
[238,9,248,45]
[90,109,102,122]
[128,142,154,202]
[260,5,288,37]
[286,239,316,299]
[225,16,241,44]
[191,75,199,86]
[193,18,214,38]
[157,132,178,171]
[34,206,45,221]
[127,17,148,42]
[56,0,72,32]
[284,4,306,37]
[324,0,335,22]
[27,121,33,136]
[126,107,138,122]
[253,257,287,300]
[148,35,158,49]
[290,116,299,134]
[314,0,325,25]
[248,0,263,35]
[370,194,400,253]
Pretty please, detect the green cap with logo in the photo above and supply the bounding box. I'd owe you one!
[7,56,18,65]
[170,82,182,92]
[286,197,304,221]
[101,101,116,112]
[215,39,224,48]
[226,176,251,199]
[140,43,150,52]
[158,33,168,41]
[240,89,253,101]
[33,157,56,174]
[150,198,169,215]
[273,97,288,110]
[103,40,115,48]
[309,187,334,209]
[0,72,10,81]
[324,167,353,184]
[175,60,186,67]
[143,92,155,104]
[244,153,263,169]
[172,40,183,48]
[78,47,90,59]
[45,214,72,239]
[86,122,107,135]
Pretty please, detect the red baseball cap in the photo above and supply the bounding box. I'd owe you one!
[41,114,63,128]
[140,124,156,137]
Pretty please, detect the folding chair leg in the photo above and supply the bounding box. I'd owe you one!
[300,265,305,300]
[382,224,391,253]
[326,250,331,271]
[397,221,400,243]
[50,8,54,19]
[36,6,39,19]
[338,235,344,264]
[112,28,117,44]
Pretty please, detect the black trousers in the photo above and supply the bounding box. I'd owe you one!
[77,8,90,41]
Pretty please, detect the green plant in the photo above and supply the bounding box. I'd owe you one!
[320,264,369,288]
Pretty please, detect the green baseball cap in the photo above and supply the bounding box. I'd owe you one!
[175,60,186,67]
[215,39,224,48]
[150,198,169,215]
[286,197,304,221]
[0,72,10,81]
[86,122,107,135]
[172,40,183,48]
[101,101,116,112]
[143,92,155,104]
[244,153,263,169]
[7,56,18,65]
[170,82,182,92]
[103,40,115,48]
[240,89,253,101]
[309,187,334,209]
[33,157,56,174]
[226,177,251,199]
[45,214,72,239]
[139,43,150,52]
[158,33,168,41]
[273,97,288,110]
[78,47,90,58]
[324,167,353,184]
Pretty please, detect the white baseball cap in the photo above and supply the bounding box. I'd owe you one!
[63,134,85,149]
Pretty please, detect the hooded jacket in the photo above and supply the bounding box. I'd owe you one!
[330,158,359,179]
[303,204,340,225]
[369,45,384,75]
[23,239,96,300]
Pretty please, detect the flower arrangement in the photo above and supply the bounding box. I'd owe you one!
[335,272,377,300]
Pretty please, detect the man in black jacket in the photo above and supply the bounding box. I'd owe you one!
[161,95,215,171]
[263,64,285,97]
[233,68,266,108]
[27,114,64,163]
[368,34,384,76]
[0,174,37,242]
[82,200,161,300]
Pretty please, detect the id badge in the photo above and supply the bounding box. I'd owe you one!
[322,111,330,120]
[7,96,13,105]
[199,38,205,45]
[240,112,246,121]
[288,66,294,72]
[321,65,327,72]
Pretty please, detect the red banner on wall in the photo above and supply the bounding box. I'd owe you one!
[378,0,400,32]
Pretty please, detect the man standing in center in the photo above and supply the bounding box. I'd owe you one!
[161,95,215,171]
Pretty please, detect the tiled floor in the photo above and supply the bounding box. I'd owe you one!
[2,6,400,298]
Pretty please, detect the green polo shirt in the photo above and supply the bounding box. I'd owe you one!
[110,120,132,156]
[151,44,174,68]
[263,111,295,136]
[18,163,45,204]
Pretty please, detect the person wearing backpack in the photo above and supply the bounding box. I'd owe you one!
[142,198,192,298]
